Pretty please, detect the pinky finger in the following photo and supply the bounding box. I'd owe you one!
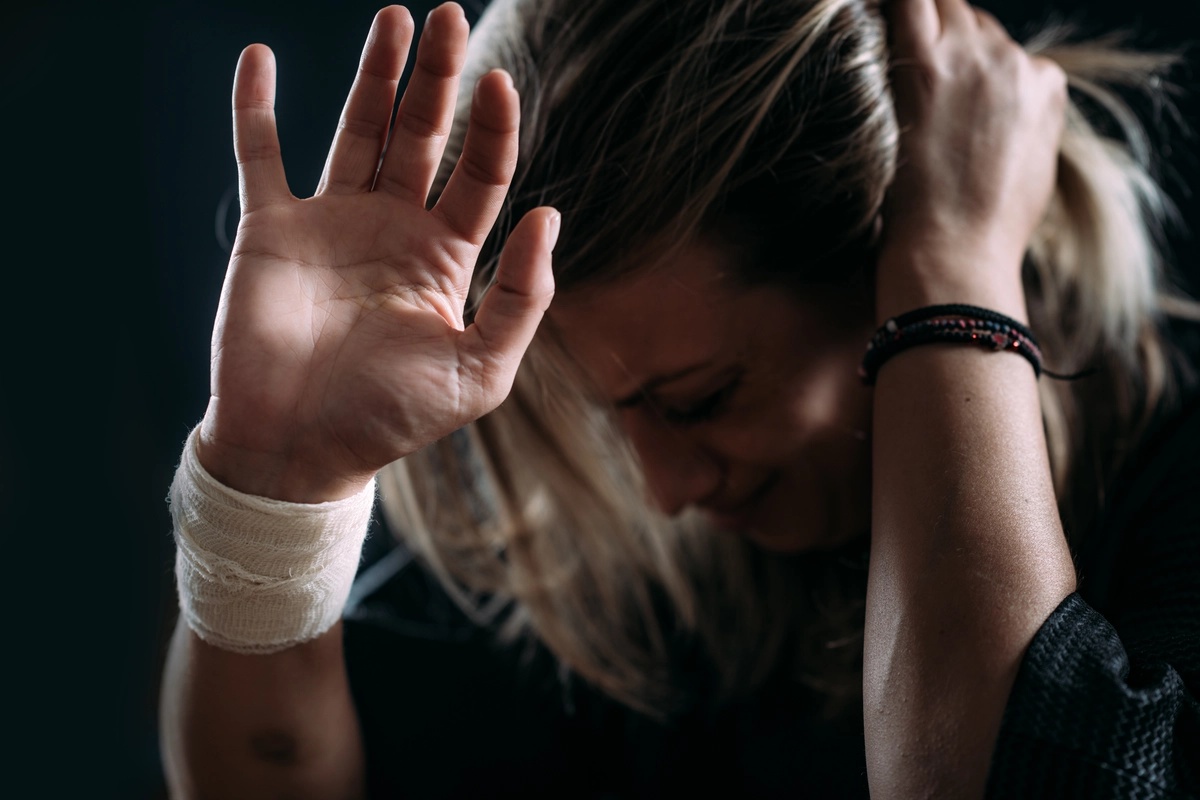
[457,207,559,405]
[232,45,292,211]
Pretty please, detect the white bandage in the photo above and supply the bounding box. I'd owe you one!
[169,427,376,654]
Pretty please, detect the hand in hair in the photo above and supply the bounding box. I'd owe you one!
[876,0,1069,324]
[864,2,1076,798]
[197,3,558,503]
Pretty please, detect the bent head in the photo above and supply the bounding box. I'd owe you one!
[445,0,898,549]
[395,0,1178,711]
[549,234,875,551]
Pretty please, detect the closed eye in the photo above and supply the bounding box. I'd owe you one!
[659,375,743,425]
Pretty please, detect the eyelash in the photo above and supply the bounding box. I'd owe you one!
[660,376,742,425]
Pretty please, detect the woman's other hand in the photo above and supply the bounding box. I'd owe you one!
[877,0,1068,322]
[199,3,558,502]
[864,4,1076,797]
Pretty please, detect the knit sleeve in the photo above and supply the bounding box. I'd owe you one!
[986,400,1200,799]
[987,594,1200,798]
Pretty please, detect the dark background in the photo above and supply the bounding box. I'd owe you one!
[2,0,1196,796]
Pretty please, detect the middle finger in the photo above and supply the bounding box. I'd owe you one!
[374,2,470,205]
[316,6,413,196]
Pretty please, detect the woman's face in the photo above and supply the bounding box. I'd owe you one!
[550,238,877,553]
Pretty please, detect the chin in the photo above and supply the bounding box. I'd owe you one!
[740,524,832,554]
[732,511,867,554]
[700,512,827,553]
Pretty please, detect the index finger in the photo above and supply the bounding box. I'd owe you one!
[232,44,292,212]
[886,0,940,56]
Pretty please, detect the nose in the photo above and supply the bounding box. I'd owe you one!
[620,410,723,516]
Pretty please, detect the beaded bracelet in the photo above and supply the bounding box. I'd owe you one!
[859,304,1043,385]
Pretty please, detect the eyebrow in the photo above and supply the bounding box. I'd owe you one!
[613,363,713,408]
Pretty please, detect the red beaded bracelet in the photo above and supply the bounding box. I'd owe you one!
[859,304,1043,385]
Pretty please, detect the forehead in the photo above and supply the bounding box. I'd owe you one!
[548,240,759,393]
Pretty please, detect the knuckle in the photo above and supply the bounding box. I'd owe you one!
[1039,59,1069,92]
[415,52,461,82]
[490,281,539,315]
[469,102,519,137]
[234,99,275,114]
[974,9,1000,30]
[459,151,514,188]
[357,63,400,84]
[397,107,451,139]
[372,173,422,203]
[339,115,388,142]
[993,40,1024,69]
[235,141,281,164]
[908,48,941,74]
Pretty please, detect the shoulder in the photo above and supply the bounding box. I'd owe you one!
[1075,317,1200,641]
[341,544,593,797]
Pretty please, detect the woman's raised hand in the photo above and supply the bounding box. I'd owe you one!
[198,4,557,502]
[877,0,1068,322]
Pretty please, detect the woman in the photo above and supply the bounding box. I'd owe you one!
[160,0,1200,796]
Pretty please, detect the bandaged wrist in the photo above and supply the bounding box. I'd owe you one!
[169,426,376,654]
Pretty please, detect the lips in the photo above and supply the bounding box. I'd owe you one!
[700,472,780,530]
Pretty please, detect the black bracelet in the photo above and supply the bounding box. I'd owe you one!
[886,303,1037,341]
[859,305,1043,386]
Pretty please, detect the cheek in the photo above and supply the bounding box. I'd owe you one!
[734,292,873,453]
[696,285,875,466]
[790,361,872,441]
[702,399,844,473]
[723,354,870,465]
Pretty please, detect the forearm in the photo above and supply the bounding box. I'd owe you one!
[160,621,366,800]
[863,326,1076,797]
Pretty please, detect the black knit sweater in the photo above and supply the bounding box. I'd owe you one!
[344,376,1200,799]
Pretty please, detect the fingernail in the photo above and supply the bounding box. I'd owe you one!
[495,68,514,90]
[429,2,462,25]
[547,210,562,252]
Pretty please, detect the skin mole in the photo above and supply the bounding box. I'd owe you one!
[249,729,301,765]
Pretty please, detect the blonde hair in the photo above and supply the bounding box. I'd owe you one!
[378,0,1198,716]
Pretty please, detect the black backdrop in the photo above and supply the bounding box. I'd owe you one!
[3,1,1196,796]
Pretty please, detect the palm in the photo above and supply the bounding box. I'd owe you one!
[205,5,556,495]
[218,197,472,465]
